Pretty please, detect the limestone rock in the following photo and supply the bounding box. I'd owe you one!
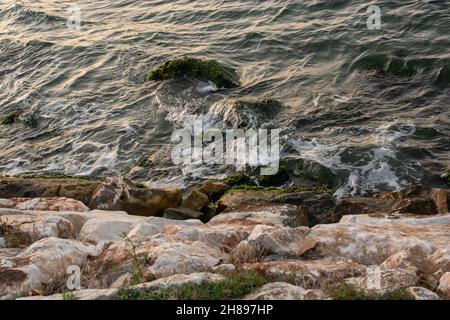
[0,238,98,295]
[246,257,366,289]
[232,225,315,263]
[132,272,225,291]
[0,197,90,212]
[17,288,119,300]
[437,272,450,297]
[244,282,330,300]
[349,268,419,295]
[406,287,440,300]
[308,223,447,265]
[0,214,73,246]
[89,177,182,216]
[209,204,309,228]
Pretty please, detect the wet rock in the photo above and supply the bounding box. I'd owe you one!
[218,189,333,226]
[209,99,282,129]
[437,272,450,297]
[181,189,209,211]
[222,173,257,188]
[349,268,420,295]
[197,181,230,202]
[17,289,119,300]
[232,225,315,263]
[334,197,397,220]
[406,287,440,300]
[246,257,366,289]
[132,272,225,291]
[278,158,337,189]
[375,186,449,214]
[210,204,309,228]
[148,57,239,89]
[0,197,89,212]
[0,177,100,205]
[163,208,204,220]
[244,282,330,300]
[391,198,438,215]
[89,177,182,216]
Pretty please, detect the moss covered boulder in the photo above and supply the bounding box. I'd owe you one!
[148,57,239,89]
[223,173,257,188]
[442,170,450,187]
[210,98,282,129]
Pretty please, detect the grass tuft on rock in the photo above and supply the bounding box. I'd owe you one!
[329,284,414,300]
[116,271,267,300]
[148,57,239,88]
[223,172,257,188]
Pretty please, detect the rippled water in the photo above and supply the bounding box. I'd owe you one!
[0,0,449,196]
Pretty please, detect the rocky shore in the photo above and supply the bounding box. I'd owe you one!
[0,175,449,300]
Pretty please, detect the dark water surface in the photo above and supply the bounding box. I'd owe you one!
[0,0,449,196]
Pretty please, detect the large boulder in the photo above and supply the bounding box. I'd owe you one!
[232,225,315,263]
[0,238,99,296]
[406,287,440,300]
[131,273,225,291]
[307,223,450,265]
[0,197,89,212]
[244,282,330,300]
[0,214,73,247]
[438,272,450,297]
[246,257,366,289]
[89,177,182,216]
[209,204,309,228]
[218,189,334,226]
[0,177,100,205]
[180,190,209,211]
[148,56,240,89]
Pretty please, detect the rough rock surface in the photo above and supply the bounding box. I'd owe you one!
[246,257,366,289]
[17,289,119,300]
[438,272,450,297]
[406,287,441,300]
[89,177,182,216]
[180,190,209,211]
[244,282,330,300]
[132,273,225,291]
[0,197,89,212]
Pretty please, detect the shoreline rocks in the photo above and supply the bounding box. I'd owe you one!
[0,176,449,300]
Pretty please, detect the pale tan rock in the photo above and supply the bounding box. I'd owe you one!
[160,224,252,252]
[244,282,331,300]
[132,272,225,291]
[0,214,73,244]
[308,223,447,265]
[13,197,89,212]
[437,272,450,297]
[246,257,366,289]
[349,268,419,295]
[209,205,309,228]
[17,289,119,300]
[406,287,440,300]
[0,238,98,295]
[232,225,315,263]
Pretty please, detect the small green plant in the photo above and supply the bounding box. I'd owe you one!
[122,234,148,285]
[133,181,148,189]
[62,292,79,300]
[116,271,267,300]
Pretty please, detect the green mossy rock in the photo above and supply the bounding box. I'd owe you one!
[442,170,450,187]
[223,172,257,188]
[148,57,239,88]
[258,167,290,187]
[212,98,283,129]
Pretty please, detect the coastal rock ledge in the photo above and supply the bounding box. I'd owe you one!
[0,176,449,300]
